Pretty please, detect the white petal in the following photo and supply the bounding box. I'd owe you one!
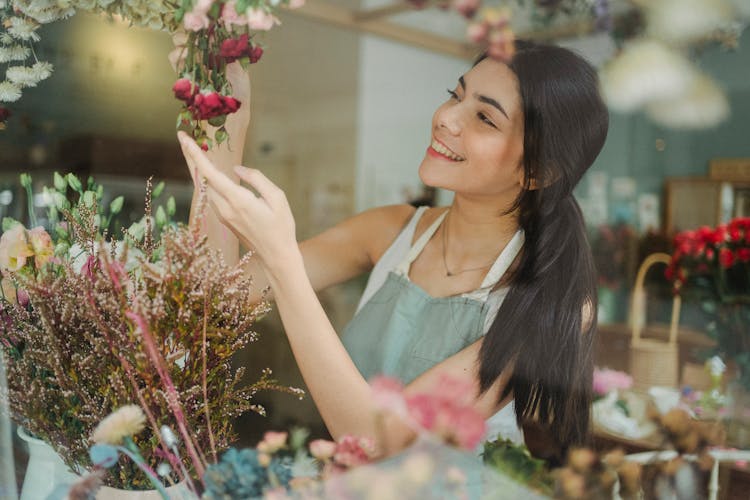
[645,0,734,44]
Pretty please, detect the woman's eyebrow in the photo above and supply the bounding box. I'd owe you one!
[458,75,510,120]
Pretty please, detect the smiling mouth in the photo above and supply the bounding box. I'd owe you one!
[429,139,465,161]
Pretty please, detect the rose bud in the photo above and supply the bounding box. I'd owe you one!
[249,45,264,64]
[173,78,197,103]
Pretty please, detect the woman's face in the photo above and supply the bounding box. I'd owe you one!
[418,58,526,203]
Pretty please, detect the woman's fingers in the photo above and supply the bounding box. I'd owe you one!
[178,132,247,200]
[233,166,285,206]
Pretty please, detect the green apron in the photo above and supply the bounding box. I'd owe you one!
[341,209,525,386]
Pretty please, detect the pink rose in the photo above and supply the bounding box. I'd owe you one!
[0,225,33,273]
[309,439,336,460]
[288,0,306,8]
[221,1,242,27]
[183,11,210,32]
[28,227,53,268]
[332,435,374,468]
[193,0,214,15]
[466,22,488,43]
[245,8,279,31]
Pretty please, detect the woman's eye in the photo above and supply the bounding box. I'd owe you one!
[446,89,459,100]
[478,112,496,128]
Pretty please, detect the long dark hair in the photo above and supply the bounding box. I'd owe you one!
[477,41,609,452]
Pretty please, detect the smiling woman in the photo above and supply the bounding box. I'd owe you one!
[180,37,609,461]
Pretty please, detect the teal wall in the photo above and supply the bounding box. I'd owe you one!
[577,31,750,228]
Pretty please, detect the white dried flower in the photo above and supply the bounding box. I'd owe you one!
[600,39,697,112]
[91,404,146,445]
[6,65,40,87]
[646,73,730,129]
[30,61,53,81]
[0,81,22,102]
[0,45,31,63]
[12,0,76,23]
[7,17,41,42]
[160,425,178,448]
[0,33,14,45]
[645,0,734,44]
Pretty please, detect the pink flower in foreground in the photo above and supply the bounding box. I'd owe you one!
[193,0,214,14]
[245,7,279,31]
[309,439,336,460]
[333,435,375,468]
[183,11,210,31]
[370,375,408,417]
[288,0,306,8]
[593,367,633,396]
[1,277,28,306]
[257,431,287,453]
[0,225,33,273]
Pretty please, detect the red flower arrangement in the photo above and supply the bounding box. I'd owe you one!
[665,217,750,389]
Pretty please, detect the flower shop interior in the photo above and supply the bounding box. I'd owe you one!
[1,1,750,499]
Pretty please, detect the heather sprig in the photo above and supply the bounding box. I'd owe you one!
[0,173,302,489]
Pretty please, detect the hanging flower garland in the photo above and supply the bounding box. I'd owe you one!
[0,0,305,141]
[409,0,749,130]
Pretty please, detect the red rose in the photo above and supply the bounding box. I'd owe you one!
[249,45,264,64]
[173,78,198,103]
[710,225,727,245]
[0,106,10,123]
[729,226,742,242]
[719,247,734,268]
[696,226,713,244]
[220,34,250,63]
[221,95,241,113]
[705,248,715,261]
[665,265,675,281]
[738,248,750,263]
[191,92,224,119]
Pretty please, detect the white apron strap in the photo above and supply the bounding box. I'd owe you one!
[394,210,449,276]
[466,229,525,302]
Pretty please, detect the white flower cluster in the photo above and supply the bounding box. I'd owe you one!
[0,0,175,111]
[600,0,749,129]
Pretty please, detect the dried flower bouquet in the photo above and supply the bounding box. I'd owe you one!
[0,173,302,489]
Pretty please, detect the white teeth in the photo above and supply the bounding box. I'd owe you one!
[431,140,464,161]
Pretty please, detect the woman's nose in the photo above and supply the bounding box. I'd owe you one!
[437,105,462,136]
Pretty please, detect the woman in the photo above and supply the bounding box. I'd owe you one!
[178,40,609,457]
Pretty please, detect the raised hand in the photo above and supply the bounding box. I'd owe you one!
[178,131,297,272]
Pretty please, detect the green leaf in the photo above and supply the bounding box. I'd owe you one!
[167,196,176,217]
[152,181,165,199]
[54,242,69,257]
[53,172,67,191]
[66,173,83,194]
[155,206,167,227]
[109,196,124,215]
[1,217,20,232]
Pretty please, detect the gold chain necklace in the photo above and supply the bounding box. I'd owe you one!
[441,211,497,277]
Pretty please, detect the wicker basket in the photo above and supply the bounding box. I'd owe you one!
[629,253,682,392]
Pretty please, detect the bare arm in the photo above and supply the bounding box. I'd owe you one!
[178,136,511,454]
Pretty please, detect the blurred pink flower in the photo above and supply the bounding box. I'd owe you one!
[593,367,633,396]
[257,431,287,453]
[309,439,336,460]
[370,375,408,417]
[184,11,210,31]
[245,8,279,31]
[288,0,306,8]
[333,435,375,468]
[0,225,33,273]
[221,1,245,29]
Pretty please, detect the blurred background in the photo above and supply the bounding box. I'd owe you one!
[1,0,749,449]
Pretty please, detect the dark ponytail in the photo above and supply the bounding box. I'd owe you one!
[477,41,609,451]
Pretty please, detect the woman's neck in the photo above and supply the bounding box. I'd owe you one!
[444,197,520,263]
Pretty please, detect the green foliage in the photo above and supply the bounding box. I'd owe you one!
[482,438,554,495]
